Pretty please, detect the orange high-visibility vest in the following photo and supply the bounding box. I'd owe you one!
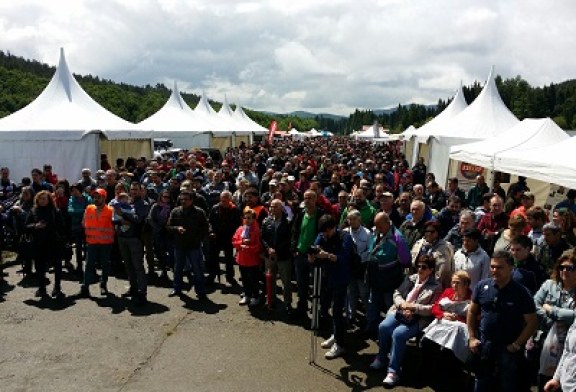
[83,205,115,245]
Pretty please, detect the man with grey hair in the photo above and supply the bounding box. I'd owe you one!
[79,168,97,190]
[537,223,571,274]
[399,200,427,250]
[444,209,476,250]
[343,209,371,324]
[365,212,410,336]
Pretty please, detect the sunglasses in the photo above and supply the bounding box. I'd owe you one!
[559,265,575,272]
[416,264,429,270]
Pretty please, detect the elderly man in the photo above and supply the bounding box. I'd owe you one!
[365,212,410,336]
[467,250,538,392]
[477,195,509,254]
[399,200,428,250]
[78,168,98,190]
[444,209,476,251]
[343,209,371,324]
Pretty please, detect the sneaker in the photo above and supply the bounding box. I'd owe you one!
[239,296,249,305]
[100,285,109,296]
[369,357,385,370]
[321,335,336,349]
[324,343,345,359]
[248,297,261,307]
[383,372,399,388]
[168,289,181,297]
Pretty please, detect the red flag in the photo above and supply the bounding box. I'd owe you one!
[267,120,278,145]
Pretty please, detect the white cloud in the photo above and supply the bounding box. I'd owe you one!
[0,0,575,116]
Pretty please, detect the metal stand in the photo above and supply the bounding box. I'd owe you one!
[309,264,322,365]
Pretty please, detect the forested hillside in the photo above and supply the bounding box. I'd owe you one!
[1,50,575,135]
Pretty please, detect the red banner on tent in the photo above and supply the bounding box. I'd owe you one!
[267,120,278,145]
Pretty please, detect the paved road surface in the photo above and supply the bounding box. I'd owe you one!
[0,262,442,392]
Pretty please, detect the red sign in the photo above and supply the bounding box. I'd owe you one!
[267,120,278,145]
[459,162,484,180]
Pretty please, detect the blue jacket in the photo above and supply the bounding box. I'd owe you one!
[313,228,354,287]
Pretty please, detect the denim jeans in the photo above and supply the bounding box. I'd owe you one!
[153,231,173,271]
[366,289,394,335]
[474,346,523,392]
[83,244,112,287]
[377,312,420,373]
[239,265,260,298]
[173,247,205,295]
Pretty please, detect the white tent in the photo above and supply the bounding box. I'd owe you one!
[401,86,468,167]
[449,118,569,170]
[138,82,210,149]
[413,86,468,143]
[217,96,253,147]
[232,105,268,136]
[308,128,321,137]
[355,123,389,142]
[495,125,576,189]
[426,67,519,187]
[0,48,152,182]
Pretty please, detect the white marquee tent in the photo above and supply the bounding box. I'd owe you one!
[354,123,389,142]
[404,86,468,167]
[449,118,569,171]
[232,105,268,136]
[0,48,152,182]
[426,67,519,187]
[495,127,576,189]
[138,82,210,149]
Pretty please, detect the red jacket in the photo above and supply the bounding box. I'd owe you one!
[232,221,263,267]
[431,287,472,322]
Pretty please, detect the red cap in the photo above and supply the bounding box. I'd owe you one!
[93,188,107,199]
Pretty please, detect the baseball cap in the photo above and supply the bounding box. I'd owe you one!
[93,188,107,199]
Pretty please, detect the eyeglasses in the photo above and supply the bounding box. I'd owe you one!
[416,264,429,270]
[559,265,575,272]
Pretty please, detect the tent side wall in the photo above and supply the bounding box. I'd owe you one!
[0,133,99,183]
[99,137,153,166]
[164,133,210,150]
[210,135,232,151]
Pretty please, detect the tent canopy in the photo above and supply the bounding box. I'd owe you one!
[0,48,151,141]
[449,118,569,170]
[412,86,468,143]
[435,67,519,141]
[495,126,576,189]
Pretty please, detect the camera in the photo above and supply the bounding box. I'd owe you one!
[307,245,322,256]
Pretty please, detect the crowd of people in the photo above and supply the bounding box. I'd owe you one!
[0,137,575,391]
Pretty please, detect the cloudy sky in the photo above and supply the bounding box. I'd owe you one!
[1,0,575,115]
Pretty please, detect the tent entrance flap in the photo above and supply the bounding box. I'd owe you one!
[99,137,153,165]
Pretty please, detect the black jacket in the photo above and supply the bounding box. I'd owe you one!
[261,213,292,260]
[167,205,209,249]
[209,204,242,239]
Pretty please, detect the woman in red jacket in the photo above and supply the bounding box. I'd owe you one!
[421,271,472,391]
[232,209,263,308]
